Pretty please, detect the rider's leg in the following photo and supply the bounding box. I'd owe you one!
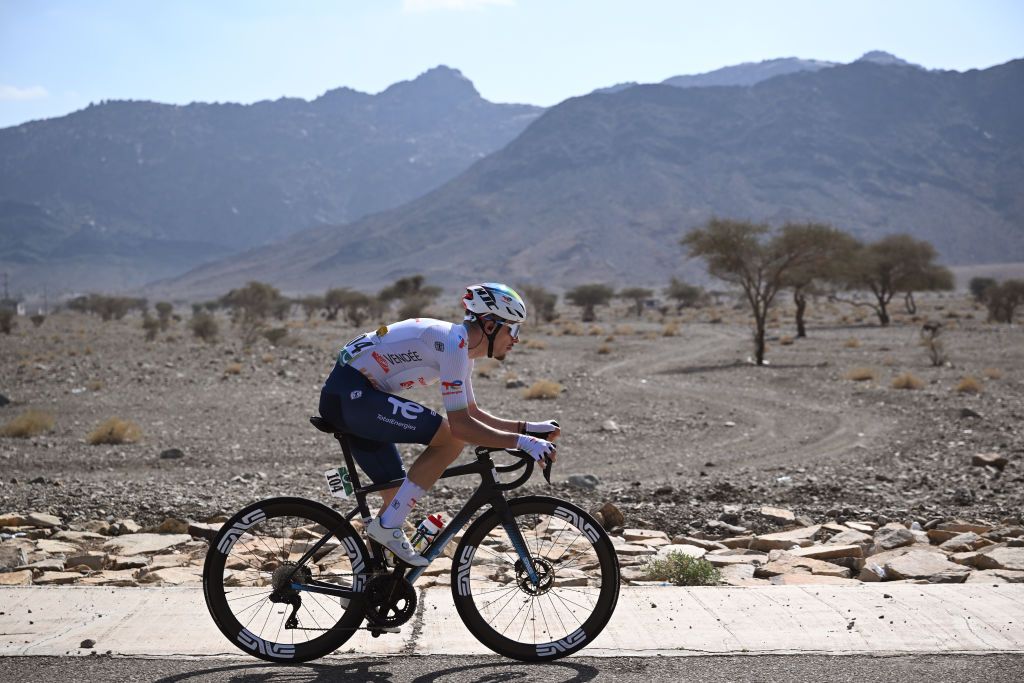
[377,419,464,526]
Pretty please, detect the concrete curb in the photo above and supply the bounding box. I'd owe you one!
[1,584,1022,658]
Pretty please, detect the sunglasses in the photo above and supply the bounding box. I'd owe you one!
[495,320,520,340]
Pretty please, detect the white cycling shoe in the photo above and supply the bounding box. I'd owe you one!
[366,517,429,567]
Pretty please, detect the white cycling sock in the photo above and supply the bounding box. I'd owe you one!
[380,478,426,529]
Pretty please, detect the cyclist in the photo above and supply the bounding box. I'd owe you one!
[318,282,559,567]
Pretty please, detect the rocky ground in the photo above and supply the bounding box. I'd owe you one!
[1,294,1022,587]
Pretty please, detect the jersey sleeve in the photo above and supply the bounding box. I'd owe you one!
[464,360,476,406]
[437,326,472,412]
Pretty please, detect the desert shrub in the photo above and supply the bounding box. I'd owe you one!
[261,353,275,364]
[476,358,500,378]
[224,363,243,375]
[969,277,996,303]
[985,279,1024,323]
[0,309,14,334]
[779,335,794,346]
[155,302,173,330]
[522,339,547,350]
[517,284,558,322]
[30,314,45,328]
[86,380,103,391]
[614,324,634,336]
[262,327,288,346]
[919,322,947,367]
[891,372,925,390]
[844,367,878,382]
[565,283,614,322]
[663,322,680,337]
[844,338,861,348]
[1,410,55,438]
[982,368,1003,380]
[954,376,982,394]
[87,417,142,445]
[597,344,611,355]
[643,552,721,586]
[141,314,160,341]
[522,380,563,400]
[588,325,603,336]
[190,311,219,343]
[559,322,584,336]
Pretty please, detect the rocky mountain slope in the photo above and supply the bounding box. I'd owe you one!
[159,58,1024,297]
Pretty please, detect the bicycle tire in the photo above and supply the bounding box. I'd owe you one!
[450,495,620,661]
[202,497,369,663]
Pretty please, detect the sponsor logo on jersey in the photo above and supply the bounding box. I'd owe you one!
[458,336,466,349]
[374,350,423,372]
[435,341,445,352]
[442,380,464,396]
[387,396,425,420]
[372,351,389,373]
[377,325,388,337]
[350,390,362,400]
[400,380,415,389]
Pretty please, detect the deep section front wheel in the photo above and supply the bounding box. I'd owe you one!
[202,497,368,663]
[450,495,620,661]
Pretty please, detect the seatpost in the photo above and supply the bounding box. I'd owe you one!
[334,433,363,491]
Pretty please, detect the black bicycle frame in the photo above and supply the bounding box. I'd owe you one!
[288,433,541,599]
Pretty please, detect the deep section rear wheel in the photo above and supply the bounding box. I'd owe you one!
[450,495,620,661]
[203,497,368,663]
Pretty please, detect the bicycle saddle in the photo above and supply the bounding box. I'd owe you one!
[309,415,345,435]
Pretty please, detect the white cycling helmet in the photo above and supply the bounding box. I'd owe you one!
[463,283,527,323]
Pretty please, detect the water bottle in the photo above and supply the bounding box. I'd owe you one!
[411,513,445,552]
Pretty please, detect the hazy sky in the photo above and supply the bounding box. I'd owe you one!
[2,0,1022,128]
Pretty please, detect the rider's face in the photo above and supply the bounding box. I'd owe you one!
[492,321,519,361]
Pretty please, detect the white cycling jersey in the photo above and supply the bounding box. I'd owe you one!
[338,318,476,412]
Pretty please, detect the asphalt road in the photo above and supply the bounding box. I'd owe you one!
[2,655,1024,683]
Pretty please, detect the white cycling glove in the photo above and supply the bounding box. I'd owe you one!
[524,420,559,435]
[516,434,557,462]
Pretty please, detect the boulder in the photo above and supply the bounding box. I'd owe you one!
[871,526,916,553]
[187,521,222,541]
[0,569,33,585]
[566,474,600,490]
[594,502,624,530]
[0,543,28,569]
[34,571,82,585]
[139,566,203,585]
[756,551,851,578]
[827,529,873,549]
[759,506,795,524]
[937,521,992,535]
[53,530,106,543]
[965,569,1024,583]
[0,513,27,527]
[66,551,107,571]
[971,547,1024,571]
[972,452,1008,469]
[671,536,727,551]
[616,544,658,557]
[103,533,192,556]
[790,544,863,560]
[718,536,754,549]
[35,539,79,554]
[26,512,62,528]
[884,549,970,582]
[77,520,113,535]
[750,525,822,552]
[78,569,140,587]
[148,554,190,570]
[114,519,142,535]
[624,529,670,543]
[939,532,991,553]
[110,555,149,570]
[845,521,876,533]
[718,564,762,585]
[705,550,768,567]
[153,518,189,534]
[655,544,707,560]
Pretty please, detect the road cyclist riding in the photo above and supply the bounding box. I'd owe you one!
[203,283,620,662]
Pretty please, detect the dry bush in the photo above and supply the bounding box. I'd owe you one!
[588,325,604,336]
[522,339,547,350]
[86,380,103,391]
[87,417,142,445]
[476,358,501,378]
[844,338,861,348]
[954,376,982,394]
[843,367,878,382]
[261,353,275,364]
[663,322,680,337]
[779,336,794,346]
[559,322,584,336]
[891,372,925,390]
[84,346,93,355]
[522,380,563,400]
[30,314,45,328]
[708,316,723,324]
[881,356,896,367]
[604,335,615,342]
[982,368,1002,380]
[1,410,55,438]
[224,363,243,375]
[597,344,611,355]
[614,324,635,336]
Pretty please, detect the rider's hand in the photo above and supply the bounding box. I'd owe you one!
[524,420,561,442]
[516,434,557,464]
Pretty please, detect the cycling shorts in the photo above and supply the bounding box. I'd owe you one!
[318,363,443,485]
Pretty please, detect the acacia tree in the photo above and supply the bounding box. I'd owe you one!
[379,275,441,319]
[682,218,840,365]
[664,277,704,312]
[565,284,614,322]
[219,281,286,345]
[985,279,1024,323]
[517,284,558,322]
[776,223,858,338]
[831,235,952,326]
[618,287,653,317]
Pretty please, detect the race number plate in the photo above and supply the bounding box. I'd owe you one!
[324,466,354,498]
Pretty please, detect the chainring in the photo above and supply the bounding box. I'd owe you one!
[363,573,417,628]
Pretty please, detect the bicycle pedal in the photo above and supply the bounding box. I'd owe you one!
[370,626,401,637]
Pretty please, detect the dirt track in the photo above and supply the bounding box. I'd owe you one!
[1,296,1022,536]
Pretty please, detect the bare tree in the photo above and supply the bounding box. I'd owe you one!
[682,218,839,365]
[985,279,1024,323]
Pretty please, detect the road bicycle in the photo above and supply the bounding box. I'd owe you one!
[202,416,620,662]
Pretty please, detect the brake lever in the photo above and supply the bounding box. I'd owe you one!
[542,455,553,484]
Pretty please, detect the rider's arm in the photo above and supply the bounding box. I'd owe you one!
[447,407,520,449]
[467,402,525,434]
